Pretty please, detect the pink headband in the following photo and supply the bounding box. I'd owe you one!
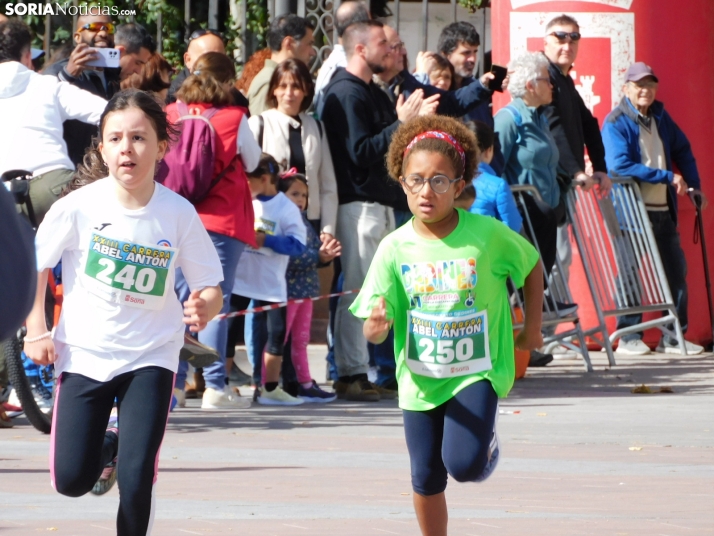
[404,130,466,171]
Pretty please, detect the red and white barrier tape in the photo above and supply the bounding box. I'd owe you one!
[213,289,359,320]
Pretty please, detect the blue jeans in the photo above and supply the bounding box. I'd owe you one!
[325,265,342,382]
[617,211,688,343]
[242,305,267,385]
[227,298,297,386]
[368,331,395,387]
[175,232,245,391]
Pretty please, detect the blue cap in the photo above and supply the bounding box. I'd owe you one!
[31,48,45,60]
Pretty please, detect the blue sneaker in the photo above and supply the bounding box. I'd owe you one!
[474,411,500,482]
[298,380,337,403]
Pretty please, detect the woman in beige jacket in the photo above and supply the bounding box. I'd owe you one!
[248,58,338,239]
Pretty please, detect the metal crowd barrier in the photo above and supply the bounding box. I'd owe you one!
[509,185,593,372]
[567,178,687,365]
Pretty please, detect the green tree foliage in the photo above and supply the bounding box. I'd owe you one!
[457,0,490,14]
[0,0,269,70]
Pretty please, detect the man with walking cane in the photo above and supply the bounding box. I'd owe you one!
[602,62,708,355]
[688,188,714,348]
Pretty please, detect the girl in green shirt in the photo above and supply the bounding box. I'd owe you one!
[350,115,544,536]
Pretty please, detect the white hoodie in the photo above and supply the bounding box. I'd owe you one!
[0,62,107,176]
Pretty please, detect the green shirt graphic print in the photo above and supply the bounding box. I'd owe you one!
[350,210,539,411]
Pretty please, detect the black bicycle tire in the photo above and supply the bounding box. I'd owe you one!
[4,336,52,434]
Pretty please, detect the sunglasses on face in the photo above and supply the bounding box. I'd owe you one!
[549,31,581,42]
[79,22,116,34]
[188,29,224,43]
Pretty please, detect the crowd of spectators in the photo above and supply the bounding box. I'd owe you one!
[0,5,707,423]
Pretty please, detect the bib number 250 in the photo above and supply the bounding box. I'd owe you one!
[419,338,474,364]
[96,258,157,293]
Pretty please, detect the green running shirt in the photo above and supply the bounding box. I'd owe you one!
[350,209,539,411]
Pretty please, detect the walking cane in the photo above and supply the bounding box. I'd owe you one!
[688,188,714,348]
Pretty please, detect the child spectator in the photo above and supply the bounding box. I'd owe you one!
[457,121,522,233]
[278,171,342,402]
[426,53,455,91]
[231,154,307,406]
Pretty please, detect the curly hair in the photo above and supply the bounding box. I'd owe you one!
[386,115,479,183]
[235,48,271,93]
[507,51,550,99]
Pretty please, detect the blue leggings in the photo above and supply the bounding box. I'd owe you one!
[402,380,498,496]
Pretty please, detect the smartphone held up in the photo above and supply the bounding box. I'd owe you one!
[488,64,508,92]
[85,47,120,68]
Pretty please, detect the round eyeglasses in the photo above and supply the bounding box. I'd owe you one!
[400,174,463,194]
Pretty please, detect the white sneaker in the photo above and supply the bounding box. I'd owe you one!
[201,387,251,410]
[616,339,651,355]
[367,366,378,384]
[258,386,305,406]
[173,388,186,408]
[656,339,704,355]
[550,346,578,359]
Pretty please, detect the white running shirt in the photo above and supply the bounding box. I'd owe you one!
[232,192,306,302]
[35,179,223,382]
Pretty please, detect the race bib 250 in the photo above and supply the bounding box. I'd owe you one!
[82,233,177,310]
[405,309,492,378]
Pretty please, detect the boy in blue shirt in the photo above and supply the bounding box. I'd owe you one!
[455,121,522,233]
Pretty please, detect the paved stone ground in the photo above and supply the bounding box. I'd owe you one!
[1,346,713,535]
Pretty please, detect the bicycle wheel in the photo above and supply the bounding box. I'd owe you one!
[4,336,53,434]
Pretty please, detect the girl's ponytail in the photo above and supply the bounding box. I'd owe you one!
[63,144,107,196]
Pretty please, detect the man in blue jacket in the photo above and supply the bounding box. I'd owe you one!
[602,62,707,355]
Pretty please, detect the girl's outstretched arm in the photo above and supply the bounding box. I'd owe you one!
[183,286,223,333]
[363,296,393,345]
[515,261,544,351]
[24,269,56,366]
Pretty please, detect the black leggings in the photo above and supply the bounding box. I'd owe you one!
[51,366,174,536]
[402,380,498,496]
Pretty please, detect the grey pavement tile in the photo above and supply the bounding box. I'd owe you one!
[1,346,713,535]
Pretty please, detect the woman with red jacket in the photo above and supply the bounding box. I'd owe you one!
[167,52,261,409]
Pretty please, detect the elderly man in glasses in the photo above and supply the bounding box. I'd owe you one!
[602,63,707,356]
[536,13,614,360]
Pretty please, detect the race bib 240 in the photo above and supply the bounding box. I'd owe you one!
[82,233,177,310]
[405,309,492,378]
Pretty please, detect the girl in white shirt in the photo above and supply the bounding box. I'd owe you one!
[23,89,224,536]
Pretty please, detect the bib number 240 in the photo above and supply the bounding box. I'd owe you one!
[96,258,157,293]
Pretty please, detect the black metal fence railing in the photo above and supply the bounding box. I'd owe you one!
[23,0,487,76]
